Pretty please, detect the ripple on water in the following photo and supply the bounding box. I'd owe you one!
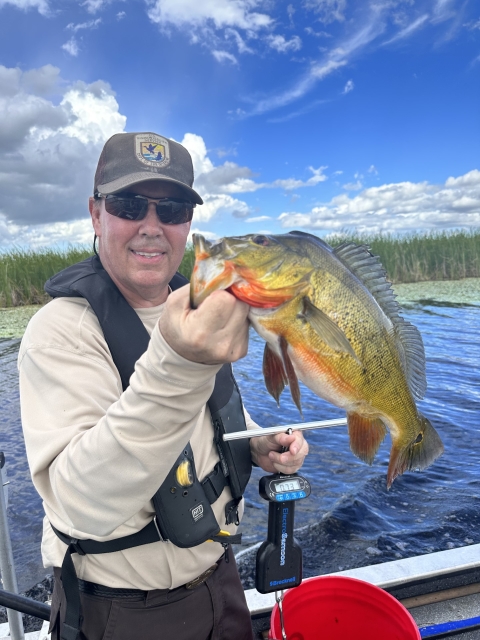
[2,302,480,590]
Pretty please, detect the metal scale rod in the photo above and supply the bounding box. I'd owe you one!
[223,417,347,441]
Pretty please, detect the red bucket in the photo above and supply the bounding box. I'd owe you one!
[269,575,420,640]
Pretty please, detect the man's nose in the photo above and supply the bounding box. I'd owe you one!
[138,204,164,234]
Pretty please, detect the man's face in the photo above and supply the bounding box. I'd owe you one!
[89,181,192,308]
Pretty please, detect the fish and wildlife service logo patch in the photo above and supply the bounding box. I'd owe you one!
[135,133,170,168]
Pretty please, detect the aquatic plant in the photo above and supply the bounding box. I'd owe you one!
[0,230,479,307]
[327,229,480,284]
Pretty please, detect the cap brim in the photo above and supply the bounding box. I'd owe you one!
[96,172,203,205]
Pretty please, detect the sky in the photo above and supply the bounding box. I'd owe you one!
[0,0,479,249]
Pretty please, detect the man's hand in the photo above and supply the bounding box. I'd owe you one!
[159,285,250,365]
[250,431,309,475]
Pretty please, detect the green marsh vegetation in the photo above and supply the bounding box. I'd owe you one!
[327,228,480,284]
[0,229,479,308]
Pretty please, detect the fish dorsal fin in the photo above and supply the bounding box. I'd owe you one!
[333,242,426,399]
[393,318,427,399]
[288,230,333,251]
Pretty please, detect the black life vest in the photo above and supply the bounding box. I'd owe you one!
[44,255,253,640]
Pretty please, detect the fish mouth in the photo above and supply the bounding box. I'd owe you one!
[190,234,240,308]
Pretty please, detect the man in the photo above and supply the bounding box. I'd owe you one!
[18,132,308,640]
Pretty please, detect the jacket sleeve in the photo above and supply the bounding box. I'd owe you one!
[18,298,221,538]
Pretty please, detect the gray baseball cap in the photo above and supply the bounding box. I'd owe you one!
[94,132,203,205]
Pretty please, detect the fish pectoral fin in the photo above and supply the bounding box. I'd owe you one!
[347,413,387,466]
[279,336,303,418]
[299,298,361,364]
[262,343,288,406]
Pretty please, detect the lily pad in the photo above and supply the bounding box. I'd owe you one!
[0,305,42,339]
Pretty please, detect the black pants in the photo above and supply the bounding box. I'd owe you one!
[49,549,254,640]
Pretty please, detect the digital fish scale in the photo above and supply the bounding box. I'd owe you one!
[255,472,311,594]
[223,418,346,638]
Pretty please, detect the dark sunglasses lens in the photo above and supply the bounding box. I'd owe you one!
[156,201,194,224]
[103,196,194,224]
[103,196,147,220]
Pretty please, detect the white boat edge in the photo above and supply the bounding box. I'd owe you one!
[245,542,480,616]
[1,543,480,637]
[0,618,50,640]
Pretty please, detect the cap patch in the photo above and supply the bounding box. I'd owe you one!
[135,133,170,169]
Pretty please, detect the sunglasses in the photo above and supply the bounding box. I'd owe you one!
[97,192,196,225]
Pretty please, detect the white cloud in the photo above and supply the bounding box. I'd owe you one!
[342,180,362,191]
[267,34,302,53]
[383,14,430,46]
[0,65,126,233]
[244,7,386,116]
[146,0,284,63]
[117,10,126,19]
[245,215,271,222]
[146,0,272,32]
[179,133,329,224]
[212,50,238,64]
[82,0,113,13]
[464,18,480,31]
[305,27,332,38]
[303,0,346,24]
[246,59,346,115]
[342,79,354,94]
[67,18,102,32]
[0,0,49,15]
[225,28,254,54]
[62,38,80,57]
[278,170,480,234]
[271,166,328,190]
[368,164,378,175]
[0,218,93,250]
[188,227,218,243]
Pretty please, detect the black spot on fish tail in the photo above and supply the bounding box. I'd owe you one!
[279,336,303,418]
[386,414,444,489]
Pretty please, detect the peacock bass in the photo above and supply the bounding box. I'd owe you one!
[190,231,444,488]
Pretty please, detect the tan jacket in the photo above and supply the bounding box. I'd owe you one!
[18,296,258,590]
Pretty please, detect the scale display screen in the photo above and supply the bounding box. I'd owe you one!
[274,479,301,493]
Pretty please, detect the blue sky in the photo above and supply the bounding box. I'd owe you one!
[0,0,478,248]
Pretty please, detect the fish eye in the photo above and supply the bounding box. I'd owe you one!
[252,235,269,246]
[414,433,423,444]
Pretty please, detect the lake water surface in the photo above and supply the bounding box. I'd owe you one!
[1,285,479,591]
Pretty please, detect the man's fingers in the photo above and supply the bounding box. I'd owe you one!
[159,286,250,365]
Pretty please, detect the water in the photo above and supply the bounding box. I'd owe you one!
[1,301,479,592]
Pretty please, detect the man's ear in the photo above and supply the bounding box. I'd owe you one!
[89,197,101,236]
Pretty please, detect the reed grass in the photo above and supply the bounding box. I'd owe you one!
[327,229,480,284]
[0,247,92,307]
[1,230,479,307]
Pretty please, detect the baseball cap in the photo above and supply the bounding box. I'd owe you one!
[94,132,203,205]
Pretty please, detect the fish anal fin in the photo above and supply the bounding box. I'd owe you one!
[262,343,288,406]
[348,413,387,466]
[386,414,444,489]
[300,297,361,364]
[279,336,303,418]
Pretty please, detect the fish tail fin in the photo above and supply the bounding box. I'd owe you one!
[387,414,444,489]
[348,413,387,465]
